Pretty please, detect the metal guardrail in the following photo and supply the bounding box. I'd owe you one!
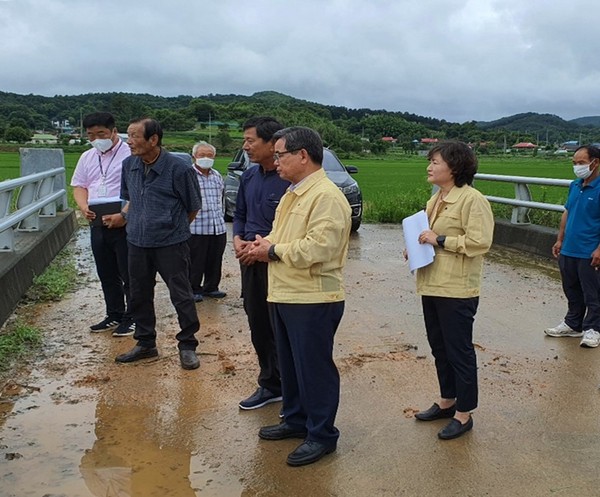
[0,167,68,252]
[474,173,571,225]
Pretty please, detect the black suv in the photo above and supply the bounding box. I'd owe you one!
[223,148,363,231]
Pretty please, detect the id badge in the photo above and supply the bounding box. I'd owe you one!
[97,183,107,197]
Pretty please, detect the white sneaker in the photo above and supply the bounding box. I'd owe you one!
[580,329,600,348]
[544,321,582,337]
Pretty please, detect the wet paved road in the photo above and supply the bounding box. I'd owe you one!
[1,224,599,496]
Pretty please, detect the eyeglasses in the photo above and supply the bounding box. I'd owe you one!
[273,149,301,162]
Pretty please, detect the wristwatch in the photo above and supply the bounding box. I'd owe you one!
[436,235,446,248]
[120,210,128,221]
[268,244,280,261]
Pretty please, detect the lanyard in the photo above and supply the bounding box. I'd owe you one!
[97,141,123,180]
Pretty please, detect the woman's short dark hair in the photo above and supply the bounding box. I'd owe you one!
[427,141,478,186]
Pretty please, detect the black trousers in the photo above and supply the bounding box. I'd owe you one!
[271,301,344,447]
[128,242,199,351]
[90,225,130,320]
[422,295,479,413]
[188,233,227,294]
[559,254,600,331]
[240,262,281,395]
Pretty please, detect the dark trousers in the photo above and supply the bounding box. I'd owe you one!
[240,262,281,395]
[271,301,344,447]
[128,242,199,351]
[188,233,227,294]
[422,296,479,413]
[90,225,130,320]
[559,255,600,331]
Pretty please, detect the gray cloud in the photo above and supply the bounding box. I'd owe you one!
[0,0,598,123]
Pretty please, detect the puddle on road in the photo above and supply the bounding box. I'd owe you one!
[0,227,247,497]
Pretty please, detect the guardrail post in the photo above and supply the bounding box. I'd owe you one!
[0,189,13,250]
[16,180,40,231]
[512,182,532,224]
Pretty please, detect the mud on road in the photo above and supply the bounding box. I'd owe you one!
[1,224,600,497]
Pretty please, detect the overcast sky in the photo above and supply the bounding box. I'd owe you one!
[0,0,597,123]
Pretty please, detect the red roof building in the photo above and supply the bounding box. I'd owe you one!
[512,142,537,149]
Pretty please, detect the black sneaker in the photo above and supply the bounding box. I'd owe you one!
[90,316,121,332]
[112,319,135,337]
[239,387,282,410]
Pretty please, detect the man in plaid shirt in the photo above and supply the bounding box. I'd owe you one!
[188,141,227,301]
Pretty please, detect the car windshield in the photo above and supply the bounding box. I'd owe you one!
[322,150,346,172]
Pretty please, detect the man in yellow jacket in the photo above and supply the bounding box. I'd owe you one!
[248,126,351,467]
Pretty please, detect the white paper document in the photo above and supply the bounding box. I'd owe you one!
[402,210,435,273]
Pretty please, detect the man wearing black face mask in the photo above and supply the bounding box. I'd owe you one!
[545,145,600,348]
[71,112,135,337]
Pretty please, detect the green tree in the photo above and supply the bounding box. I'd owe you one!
[5,126,33,143]
[215,129,232,149]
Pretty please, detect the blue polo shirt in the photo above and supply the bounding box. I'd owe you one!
[233,165,290,241]
[121,150,202,248]
[561,176,600,258]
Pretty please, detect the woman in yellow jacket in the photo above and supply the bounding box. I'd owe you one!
[414,141,494,440]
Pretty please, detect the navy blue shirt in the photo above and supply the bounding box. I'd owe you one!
[233,165,290,241]
[121,150,202,248]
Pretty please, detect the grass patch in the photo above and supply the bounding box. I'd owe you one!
[26,247,78,302]
[0,320,42,371]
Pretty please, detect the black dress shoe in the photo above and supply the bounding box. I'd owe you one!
[179,349,199,370]
[258,422,307,441]
[286,441,336,467]
[438,417,473,440]
[115,345,158,363]
[415,402,456,421]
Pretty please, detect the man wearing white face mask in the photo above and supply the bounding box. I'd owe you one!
[545,145,600,348]
[188,141,227,301]
[72,112,135,336]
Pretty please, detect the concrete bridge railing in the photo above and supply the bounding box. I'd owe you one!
[0,148,77,328]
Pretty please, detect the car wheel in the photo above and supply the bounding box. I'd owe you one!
[351,217,361,232]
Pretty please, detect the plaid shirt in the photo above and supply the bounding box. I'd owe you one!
[190,167,226,235]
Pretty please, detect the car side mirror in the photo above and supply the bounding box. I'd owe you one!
[345,165,358,174]
[227,161,244,171]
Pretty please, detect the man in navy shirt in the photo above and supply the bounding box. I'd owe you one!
[545,145,600,348]
[116,118,203,370]
[233,117,289,409]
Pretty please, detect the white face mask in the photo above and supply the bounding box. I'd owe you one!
[573,163,593,179]
[91,138,114,153]
[196,157,214,169]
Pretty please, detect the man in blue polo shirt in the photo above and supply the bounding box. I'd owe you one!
[545,145,600,348]
[233,116,289,410]
[115,118,203,369]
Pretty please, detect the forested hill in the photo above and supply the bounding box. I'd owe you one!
[0,90,599,153]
